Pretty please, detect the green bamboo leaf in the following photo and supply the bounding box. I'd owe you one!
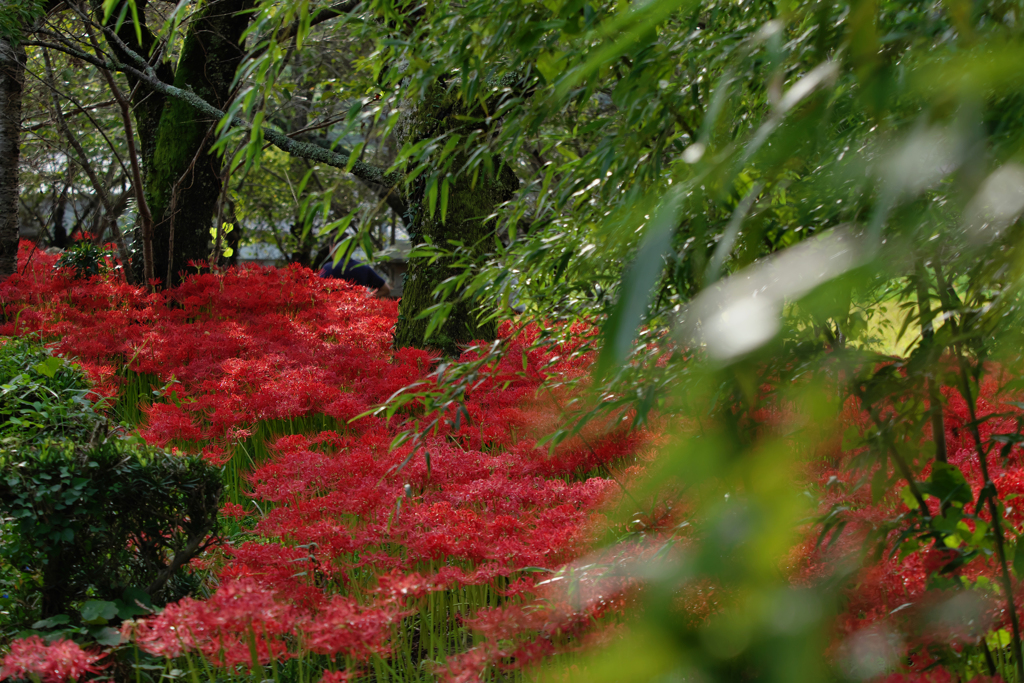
[427,177,438,219]
[556,0,697,99]
[440,178,450,222]
[128,0,143,45]
[345,142,365,173]
[360,230,375,263]
[438,135,461,163]
[296,0,311,50]
[332,236,354,266]
[595,186,684,379]
[102,0,122,22]
[320,212,356,241]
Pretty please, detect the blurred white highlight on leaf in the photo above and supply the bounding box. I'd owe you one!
[683,142,705,164]
[776,61,838,114]
[839,627,903,681]
[685,228,862,361]
[964,163,1024,242]
[883,126,961,197]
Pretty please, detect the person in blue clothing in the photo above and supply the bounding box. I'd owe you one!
[319,256,392,298]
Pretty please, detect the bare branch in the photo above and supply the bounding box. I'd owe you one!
[24,99,115,131]
[83,18,147,284]
[41,48,129,256]
[27,30,403,189]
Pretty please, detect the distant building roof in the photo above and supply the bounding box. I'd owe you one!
[237,242,287,264]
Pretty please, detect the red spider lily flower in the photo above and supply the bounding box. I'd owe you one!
[0,636,104,683]
[220,502,248,519]
[375,570,435,603]
[131,579,298,667]
[318,670,359,683]
[303,596,404,659]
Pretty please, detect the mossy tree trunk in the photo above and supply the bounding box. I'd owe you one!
[104,0,252,286]
[392,84,519,356]
[0,37,25,281]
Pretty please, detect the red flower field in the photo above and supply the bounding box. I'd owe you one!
[0,242,653,681]
[4,240,1024,682]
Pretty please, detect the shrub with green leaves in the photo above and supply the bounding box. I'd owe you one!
[0,439,222,621]
[53,240,110,280]
[0,338,99,444]
[0,338,222,637]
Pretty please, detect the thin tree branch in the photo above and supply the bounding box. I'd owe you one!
[41,48,131,266]
[25,37,403,189]
[247,0,363,60]
[24,55,131,179]
[144,529,213,596]
[83,20,145,284]
[24,99,116,131]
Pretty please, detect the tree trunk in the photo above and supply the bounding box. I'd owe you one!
[0,37,26,280]
[289,218,315,267]
[51,180,69,248]
[115,0,253,286]
[392,84,518,355]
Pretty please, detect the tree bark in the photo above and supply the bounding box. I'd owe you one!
[50,163,72,248]
[392,83,518,355]
[97,0,253,285]
[0,37,26,281]
[128,0,253,286]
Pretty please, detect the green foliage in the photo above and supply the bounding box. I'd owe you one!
[54,240,110,280]
[0,338,99,443]
[0,339,222,637]
[0,0,45,42]
[0,439,221,621]
[210,222,235,259]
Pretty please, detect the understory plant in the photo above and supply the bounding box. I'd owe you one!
[0,337,222,654]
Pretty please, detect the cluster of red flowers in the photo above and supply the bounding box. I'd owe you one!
[0,242,653,680]
[0,637,103,682]
[125,578,402,666]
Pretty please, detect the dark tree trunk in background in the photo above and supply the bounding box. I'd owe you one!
[312,243,330,271]
[51,182,69,248]
[0,37,26,280]
[144,0,252,285]
[290,219,315,267]
[392,83,518,356]
[105,0,253,286]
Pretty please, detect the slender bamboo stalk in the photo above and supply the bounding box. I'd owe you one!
[914,259,947,463]
[933,258,1024,682]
